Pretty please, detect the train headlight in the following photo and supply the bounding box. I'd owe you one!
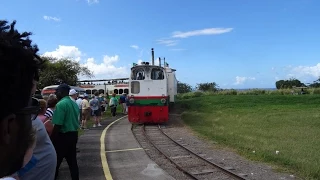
[129,98,135,104]
[161,98,166,104]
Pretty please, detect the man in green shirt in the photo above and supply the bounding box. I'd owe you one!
[51,84,80,180]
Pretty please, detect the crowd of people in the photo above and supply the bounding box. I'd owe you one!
[0,20,129,180]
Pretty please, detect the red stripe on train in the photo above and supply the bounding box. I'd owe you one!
[114,84,129,87]
[42,90,56,94]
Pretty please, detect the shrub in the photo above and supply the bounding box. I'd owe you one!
[176,88,320,99]
[193,91,204,97]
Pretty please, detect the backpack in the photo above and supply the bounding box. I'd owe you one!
[98,97,104,104]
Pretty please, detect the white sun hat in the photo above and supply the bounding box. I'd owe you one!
[69,89,77,96]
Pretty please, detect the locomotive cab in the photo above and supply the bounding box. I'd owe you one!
[127,48,177,124]
[130,65,168,96]
[128,63,169,124]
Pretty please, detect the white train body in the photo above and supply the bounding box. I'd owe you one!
[165,67,178,103]
[78,83,129,97]
[129,62,177,104]
[128,60,177,123]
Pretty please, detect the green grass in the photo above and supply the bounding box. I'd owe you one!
[178,94,320,179]
[177,88,320,100]
[78,105,124,136]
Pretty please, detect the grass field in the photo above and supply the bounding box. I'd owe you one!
[177,94,320,180]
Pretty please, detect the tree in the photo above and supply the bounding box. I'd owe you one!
[38,57,93,89]
[196,82,219,92]
[275,78,306,89]
[308,77,320,88]
[177,82,193,93]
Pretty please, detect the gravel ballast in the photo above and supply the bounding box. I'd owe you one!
[160,114,300,180]
[132,112,302,180]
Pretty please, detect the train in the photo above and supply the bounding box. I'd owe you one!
[41,85,86,98]
[77,78,129,98]
[127,48,178,124]
[41,78,129,99]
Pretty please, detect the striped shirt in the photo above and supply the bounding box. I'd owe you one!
[44,108,54,119]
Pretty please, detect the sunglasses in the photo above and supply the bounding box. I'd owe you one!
[15,98,40,121]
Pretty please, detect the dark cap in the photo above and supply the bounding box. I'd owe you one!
[57,84,70,92]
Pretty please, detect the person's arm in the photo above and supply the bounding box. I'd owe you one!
[16,155,38,178]
[50,103,65,143]
[89,99,93,110]
[44,120,54,136]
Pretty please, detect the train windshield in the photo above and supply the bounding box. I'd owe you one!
[151,68,164,80]
[131,68,145,80]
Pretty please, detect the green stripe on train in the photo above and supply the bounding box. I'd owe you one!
[132,98,169,106]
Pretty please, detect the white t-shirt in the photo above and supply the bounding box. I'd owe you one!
[76,98,83,109]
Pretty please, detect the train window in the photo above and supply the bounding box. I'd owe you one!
[124,88,129,94]
[85,90,91,95]
[151,68,164,80]
[114,89,119,94]
[132,68,145,80]
[131,81,140,94]
[119,89,124,94]
[99,89,104,94]
[92,89,97,94]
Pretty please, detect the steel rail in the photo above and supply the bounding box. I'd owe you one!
[157,124,247,180]
[142,124,199,180]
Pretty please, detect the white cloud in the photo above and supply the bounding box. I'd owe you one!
[42,45,82,61]
[42,45,129,79]
[130,45,139,50]
[82,55,129,78]
[87,0,99,4]
[157,27,232,47]
[172,28,233,38]
[43,16,61,22]
[289,63,320,78]
[156,39,178,46]
[234,76,256,85]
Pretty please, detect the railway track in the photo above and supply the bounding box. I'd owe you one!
[138,124,248,180]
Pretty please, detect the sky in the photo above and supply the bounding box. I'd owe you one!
[1,0,320,89]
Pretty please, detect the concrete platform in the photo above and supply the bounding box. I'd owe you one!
[106,117,174,180]
[57,116,124,180]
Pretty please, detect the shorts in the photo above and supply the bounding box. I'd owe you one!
[93,109,101,116]
[101,105,105,112]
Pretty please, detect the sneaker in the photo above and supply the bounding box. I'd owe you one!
[93,124,96,128]
[98,123,102,127]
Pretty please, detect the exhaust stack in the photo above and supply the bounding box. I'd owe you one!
[151,48,154,65]
[159,57,161,67]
